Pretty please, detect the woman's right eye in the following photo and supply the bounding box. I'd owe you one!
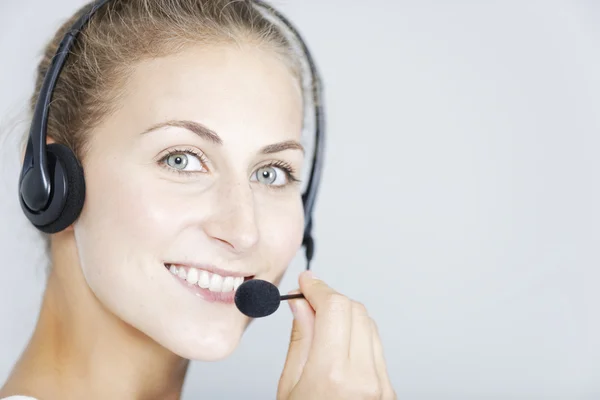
[159,150,208,174]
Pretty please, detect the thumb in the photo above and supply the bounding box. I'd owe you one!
[277,290,315,399]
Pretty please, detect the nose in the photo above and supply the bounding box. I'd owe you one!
[203,180,259,254]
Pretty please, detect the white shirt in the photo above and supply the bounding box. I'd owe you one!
[1,397,38,399]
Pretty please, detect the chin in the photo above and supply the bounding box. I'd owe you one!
[169,333,242,362]
[149,317,247,361]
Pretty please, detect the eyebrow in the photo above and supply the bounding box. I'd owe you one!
[141,119,304,154]
[141,120,222,144]
[260,140,304,155]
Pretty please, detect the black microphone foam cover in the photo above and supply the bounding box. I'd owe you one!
[234,279,281,318]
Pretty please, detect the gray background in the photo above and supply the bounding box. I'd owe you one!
[1,0,599,399]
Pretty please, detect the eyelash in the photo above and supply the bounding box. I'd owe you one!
[264,160,301,189]
[157,148,301,186]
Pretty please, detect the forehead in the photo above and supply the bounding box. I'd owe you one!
[110,43,304,144]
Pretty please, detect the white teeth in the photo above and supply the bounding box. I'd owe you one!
[233,277,244,290]
[198,270,210,289]
[186,268,199,285]
[209,274,223,292]
[169,264,247,292]
[222,276,234,292]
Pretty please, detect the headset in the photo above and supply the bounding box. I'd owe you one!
[18,0,325,270]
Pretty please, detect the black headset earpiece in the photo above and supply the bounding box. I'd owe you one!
[19,143,86,234]
[19,0,325,269]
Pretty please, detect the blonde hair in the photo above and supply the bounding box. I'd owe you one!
[29,0,305,160]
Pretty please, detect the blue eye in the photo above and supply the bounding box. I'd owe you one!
[255,166,286,186]
[159,149,207,174]
[251,161,300,188]
[166,154,188,169]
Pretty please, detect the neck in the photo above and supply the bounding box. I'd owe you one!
[1,231,190,400]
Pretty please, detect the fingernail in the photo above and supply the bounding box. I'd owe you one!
[305,271,318,280]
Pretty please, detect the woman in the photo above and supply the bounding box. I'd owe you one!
[0,0,395,399]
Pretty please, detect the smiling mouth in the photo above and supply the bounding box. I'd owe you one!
[164,263,254,293]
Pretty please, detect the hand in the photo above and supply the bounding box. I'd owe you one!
[277,271,396,400]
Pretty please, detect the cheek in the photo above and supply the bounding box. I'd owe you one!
[75,166,174,262]
[259,195,305,277]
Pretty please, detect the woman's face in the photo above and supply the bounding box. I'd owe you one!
[72,43,305,360]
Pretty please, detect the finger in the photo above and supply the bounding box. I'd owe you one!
[371,320,397,399]
[278,289,315,399]
[299,271,352,362]
[349,301,375,367]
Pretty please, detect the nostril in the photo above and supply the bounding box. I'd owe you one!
[215,237,233,248]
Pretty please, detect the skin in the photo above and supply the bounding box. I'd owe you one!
[0,42,395,400]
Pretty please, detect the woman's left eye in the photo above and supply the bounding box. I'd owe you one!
[160,151,206,173]
[251,165,289,186]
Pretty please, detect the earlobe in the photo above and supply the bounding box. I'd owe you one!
[63,224,76,233]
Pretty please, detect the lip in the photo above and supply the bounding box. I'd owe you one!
[165,262,254,278]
